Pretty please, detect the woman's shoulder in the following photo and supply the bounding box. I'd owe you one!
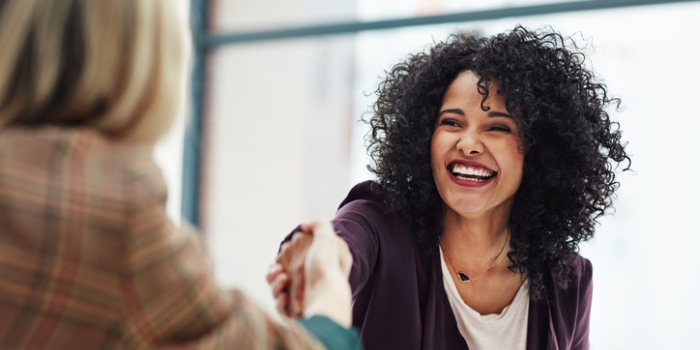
[335,181,405,228]
[0,125,164,203]
[572,254,593,285]
[574,255,593,298]
[337,181,385,209]
[333,181,416,248]
[0,125,151,162]
[545,254,593,304]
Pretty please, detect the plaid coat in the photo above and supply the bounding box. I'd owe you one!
[0,126,323,349]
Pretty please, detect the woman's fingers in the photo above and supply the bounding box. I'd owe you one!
[267,264,292,316]
[266,264,289,299]
[289,234,312,317]
[274,231,313,318]
[266,263,283,284]
[271,271,289,296]
[300,218,353,328]
[275,293,289,317]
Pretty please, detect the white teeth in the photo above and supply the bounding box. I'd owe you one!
[451,164,494,178]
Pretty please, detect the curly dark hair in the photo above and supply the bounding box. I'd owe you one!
[366,25,630,299]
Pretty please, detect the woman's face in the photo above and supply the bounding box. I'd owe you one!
[431,71,524,219]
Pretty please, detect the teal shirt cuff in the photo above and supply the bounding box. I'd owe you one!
[299,315,362,350]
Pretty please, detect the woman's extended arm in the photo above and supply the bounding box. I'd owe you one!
[120,160,353,349]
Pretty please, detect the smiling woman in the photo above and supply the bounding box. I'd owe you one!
[367,25,630,298]
[270,25,630,350]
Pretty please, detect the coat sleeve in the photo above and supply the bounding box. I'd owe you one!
[330,199,385,298]
[570,257,593,350]
[118,160,326,350]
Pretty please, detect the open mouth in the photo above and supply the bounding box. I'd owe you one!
[449,163,496,182]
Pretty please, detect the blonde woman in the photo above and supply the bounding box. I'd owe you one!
[0,0,356,348]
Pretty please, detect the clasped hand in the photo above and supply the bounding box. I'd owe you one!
[267,219,353,328]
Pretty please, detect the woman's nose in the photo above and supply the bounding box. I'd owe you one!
[456,130,483,155]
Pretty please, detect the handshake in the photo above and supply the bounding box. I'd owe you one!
[267,220,354,328]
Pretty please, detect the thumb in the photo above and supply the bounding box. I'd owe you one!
[301,218,352,278]
[300,219,335,238]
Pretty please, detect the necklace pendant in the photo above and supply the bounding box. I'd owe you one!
[457,272,470,283]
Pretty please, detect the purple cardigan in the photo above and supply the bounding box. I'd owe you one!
[289,181,592,350]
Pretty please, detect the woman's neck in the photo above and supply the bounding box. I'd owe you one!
[440,206,511,266]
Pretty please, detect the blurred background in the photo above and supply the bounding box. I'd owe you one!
[155,1,700,349]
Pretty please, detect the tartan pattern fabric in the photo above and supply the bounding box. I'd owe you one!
[0,126,323,350]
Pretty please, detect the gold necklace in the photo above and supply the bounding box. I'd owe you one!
[439,232,509,283]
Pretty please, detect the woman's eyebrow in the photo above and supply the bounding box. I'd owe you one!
[438,108,464,116]
[488,111,514,119]
[438,108,513,119]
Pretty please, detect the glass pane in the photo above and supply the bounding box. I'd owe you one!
[211,0,593,33]
[211,0,356,33]
[204,36,357,308]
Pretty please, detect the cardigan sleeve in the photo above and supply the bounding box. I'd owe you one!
[570,257,593,350]
[331,199,384,297]
[118,159,327,349]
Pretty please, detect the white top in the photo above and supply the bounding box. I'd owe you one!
[439,246,530,350]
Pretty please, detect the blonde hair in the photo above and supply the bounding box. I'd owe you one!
[0,0,189,143]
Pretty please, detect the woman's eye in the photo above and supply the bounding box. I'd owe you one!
[489,125,512,133]
[440,119,460,127]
